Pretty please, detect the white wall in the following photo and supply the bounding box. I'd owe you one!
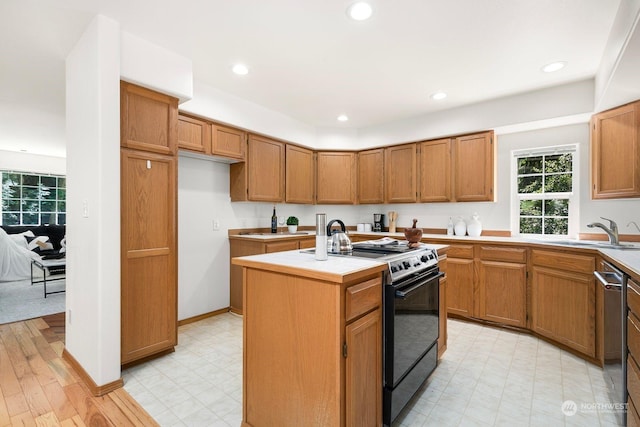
[180,80,317,146]
[65,15,121,387]
[0,150,66,175]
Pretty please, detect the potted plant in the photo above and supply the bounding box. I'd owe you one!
[286,216,299,233]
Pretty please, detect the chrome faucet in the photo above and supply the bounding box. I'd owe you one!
[587,217,619,245]
[629,221,640,232]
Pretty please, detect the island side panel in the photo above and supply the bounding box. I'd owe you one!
[242,267,342,426]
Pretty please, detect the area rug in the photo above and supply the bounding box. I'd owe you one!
[0,278,65,324]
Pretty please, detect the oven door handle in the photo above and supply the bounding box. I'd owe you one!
[395,271,443,299]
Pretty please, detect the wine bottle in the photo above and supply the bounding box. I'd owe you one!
[271,206,277,233]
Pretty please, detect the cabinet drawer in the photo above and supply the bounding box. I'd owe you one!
[531,249,594,274]
[345,278,381,322]
[265,240,299,253]
[630,394,640,427]
[447,244,474,259]
[629,313,640,360]
[630,278,640,317]
[479,246,526,263]
[298,238,315,249]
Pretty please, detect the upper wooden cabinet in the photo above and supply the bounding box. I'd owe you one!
[177,114,211,154]
[230,135,285,202]
[285,144,315,204]
[212,124,246,160]
[120,82,178,155]
[453,131,494,202]
[591,100,640,199]
[385,143,417,203]
[358,149,384,204]
[316,152,356,204]
[418,139,452,202]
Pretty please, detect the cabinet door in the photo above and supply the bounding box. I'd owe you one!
[446,257,474,318]
[120,82,178,155]
[212,124,246,160]
[591,101,640,199]
[419,139,452,202]
[247,135,285,202]
[385,144,417,203]
[316,152,356,204]
[178,114,211,154]
[478,260,526,327]
[286,144,315,204]
[121,149,177,364]
[358,149,384,204]
[265,240,299,253]
[453,132,494,202]
[345,308,382,427]
[531,266,595,357]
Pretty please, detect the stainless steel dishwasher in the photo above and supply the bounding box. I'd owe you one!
[594,261,627,425]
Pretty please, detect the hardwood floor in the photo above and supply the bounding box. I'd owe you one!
[0,314,157,426]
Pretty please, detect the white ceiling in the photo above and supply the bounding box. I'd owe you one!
[0,0,623,157]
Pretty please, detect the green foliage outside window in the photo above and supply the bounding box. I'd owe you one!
[1,171,66,225]
[517,153,572,235]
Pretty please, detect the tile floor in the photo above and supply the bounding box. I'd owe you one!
[122,313,624,427]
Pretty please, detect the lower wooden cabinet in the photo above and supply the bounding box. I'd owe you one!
[531,249,596,358]
[238,263,383,426]
[345,307,382,427]
[446,256,474,317]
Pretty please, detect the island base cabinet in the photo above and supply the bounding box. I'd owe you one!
[346,309,382,427]
[531,266,595,358]
[242,268,382,426]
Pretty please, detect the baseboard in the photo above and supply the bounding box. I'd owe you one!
[62,348,123,397]
[229,306,243,316]
[177,307,232,326]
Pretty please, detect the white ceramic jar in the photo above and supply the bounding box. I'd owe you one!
[454,216,467,236]
[467,213,482,237]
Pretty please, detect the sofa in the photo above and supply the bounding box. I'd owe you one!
[0,225,66,257]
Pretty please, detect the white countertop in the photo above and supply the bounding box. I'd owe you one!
[231,231,640,277]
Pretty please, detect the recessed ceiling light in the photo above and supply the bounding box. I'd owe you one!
[542,62,566,73]
[347,2,373,21]
[232,63,249,75]
[431,92,447,100]
[337,114,349,122]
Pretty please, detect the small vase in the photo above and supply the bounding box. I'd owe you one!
[467,213,482,237]
[288,225,298,233]
[454,217,467,236]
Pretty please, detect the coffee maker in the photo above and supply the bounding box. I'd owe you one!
[373,213,384,232]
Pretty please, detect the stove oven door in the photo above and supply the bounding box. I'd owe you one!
[385,270,443,388]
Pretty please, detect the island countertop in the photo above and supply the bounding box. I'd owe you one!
[232,243,448,284]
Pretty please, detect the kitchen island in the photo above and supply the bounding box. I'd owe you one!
[233,250,386,426]
[232,246,448,427]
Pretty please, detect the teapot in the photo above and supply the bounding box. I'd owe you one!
[326,219,352,254]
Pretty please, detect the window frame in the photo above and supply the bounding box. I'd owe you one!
[510,144,579,238]
[1,170,66,226]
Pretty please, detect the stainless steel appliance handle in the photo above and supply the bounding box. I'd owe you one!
[594,270,623,290]
[395,271,444,299]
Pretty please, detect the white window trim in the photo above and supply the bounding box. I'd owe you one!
[510,144,580,238]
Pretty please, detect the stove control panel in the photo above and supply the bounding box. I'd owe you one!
[388,248,438,281]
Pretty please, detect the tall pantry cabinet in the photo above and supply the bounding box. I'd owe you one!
[120,82,178,365]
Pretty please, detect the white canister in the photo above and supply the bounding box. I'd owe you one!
[357,223,365,232]
[364,223,372,232]
[467,213,482,237]
[454,217,467,236]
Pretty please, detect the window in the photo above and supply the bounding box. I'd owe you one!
[512,145,577,237]
[1,171,66,226]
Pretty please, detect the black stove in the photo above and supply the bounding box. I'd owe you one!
[331,239,442,425]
